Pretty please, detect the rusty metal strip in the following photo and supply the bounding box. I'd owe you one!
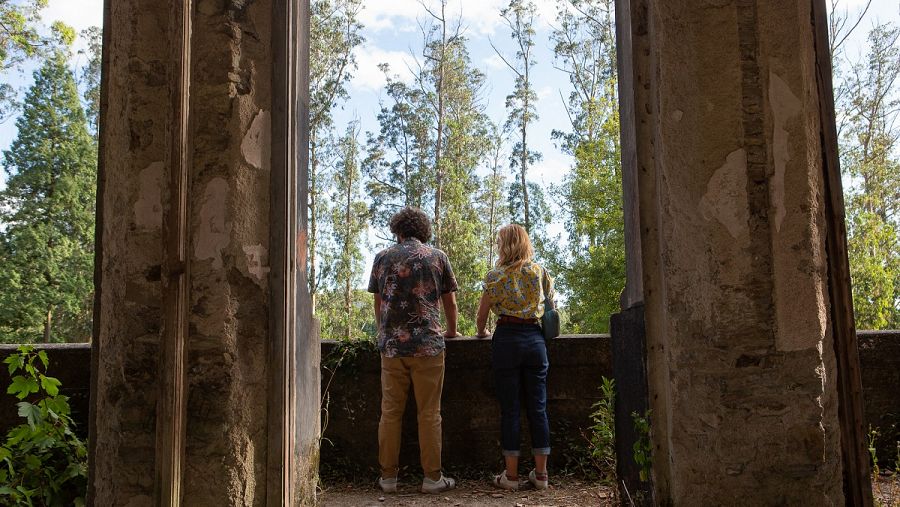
[810,1,873,505]
[155,0,192,503]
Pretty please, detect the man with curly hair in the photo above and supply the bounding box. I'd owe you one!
[367,206,459,494]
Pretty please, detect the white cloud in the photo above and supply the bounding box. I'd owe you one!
[43,0,103,32]
[351,44,416,91]
[360,0,556,37]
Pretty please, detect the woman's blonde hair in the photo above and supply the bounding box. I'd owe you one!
[496,224,534,270]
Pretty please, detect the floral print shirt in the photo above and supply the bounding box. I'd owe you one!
[483,261,554,320]
[368,238,458,357]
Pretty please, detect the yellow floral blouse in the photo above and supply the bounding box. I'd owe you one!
[483,261,555,320]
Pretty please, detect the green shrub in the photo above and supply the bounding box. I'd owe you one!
[0,345,87,506]
[586,376,616,479]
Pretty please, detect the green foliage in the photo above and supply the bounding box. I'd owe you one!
[631,410,652,483]
[0,51,97,344]
[550,0,624,333]
[0,346,87,506]
[78,26,102,137]
[836,22,900,330]
[869,425,881,476]
[585,376,616,480]
[496,0,542,235]
[308,0,364,312]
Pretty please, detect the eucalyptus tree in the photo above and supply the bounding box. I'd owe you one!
[492,0,540,232]
[364,66,435,243]
[0,0,63,118]
[308,0,363,313]
[837,23,900,329]
[323,121,369,340]
[550,0,623,332]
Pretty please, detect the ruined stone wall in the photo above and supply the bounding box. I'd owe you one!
[89,0,168,501]
[182,1,272,503]
[90,0,286,503]
[630,1,844,503]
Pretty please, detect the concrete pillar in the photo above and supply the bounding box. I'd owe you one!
[89,0,316,504]
[618,0,867,503]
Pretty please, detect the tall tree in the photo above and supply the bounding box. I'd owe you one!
[324,122,369,340]
[434,36,491,334]
[78,26,102,137]
[308,0,363,314]
[838,22,900,329]
[0,0,45,117]
[413,0,461,248]
[550,0,624,333]
[364,66,434,241]
[0,50,97,343]
[481,122,510,267]
[493,0,540,232]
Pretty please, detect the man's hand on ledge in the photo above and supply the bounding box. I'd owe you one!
[443,330,461,339]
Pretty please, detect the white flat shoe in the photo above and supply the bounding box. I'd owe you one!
[493,470,519,491]
[528,469,548,490]
[421,473,456,494]
[378,476,398,493]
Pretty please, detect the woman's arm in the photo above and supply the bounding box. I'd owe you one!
[476,291,492,338]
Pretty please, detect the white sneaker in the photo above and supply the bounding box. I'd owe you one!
[421,473,456,494]
[492,470,519,491]
[528,469,548,490]
[378,476,398,493]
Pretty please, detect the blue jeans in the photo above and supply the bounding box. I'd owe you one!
[491,323,550,457]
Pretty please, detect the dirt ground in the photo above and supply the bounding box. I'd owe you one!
[873,473,899,507]
[319,475,899,506]
[318,477,617,507]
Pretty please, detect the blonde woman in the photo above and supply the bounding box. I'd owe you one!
[476,224,553,491]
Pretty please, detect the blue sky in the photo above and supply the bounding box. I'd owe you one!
[0,0,895,227]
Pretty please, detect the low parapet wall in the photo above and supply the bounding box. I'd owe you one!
[319,335,612,477]
[0,331,897,473]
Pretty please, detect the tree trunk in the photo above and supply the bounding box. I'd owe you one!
[43,308,52,343]
[433,2,447,248]
[344,155,353,341]
[309,135,318,315]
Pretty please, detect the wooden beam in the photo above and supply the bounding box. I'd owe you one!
[615,0,644,310]
[810,1,873,505]
[268,0,305,502]
[154,0,193,503]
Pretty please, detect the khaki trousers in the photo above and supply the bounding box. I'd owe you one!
[378,351,445,480]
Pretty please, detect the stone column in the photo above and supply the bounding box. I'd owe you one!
[618,0,867,503]
[89,0,316,504]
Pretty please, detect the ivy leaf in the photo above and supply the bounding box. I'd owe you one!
[8,376,38,399]
[39,376,60,396]
[36,351,48,369]
[23,454,40,470]
[17,402,41,429]
[4,355,23,375]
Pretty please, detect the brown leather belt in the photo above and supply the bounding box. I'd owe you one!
[497,315,539,325]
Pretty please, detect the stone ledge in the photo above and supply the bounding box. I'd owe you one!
[0,332,896,470]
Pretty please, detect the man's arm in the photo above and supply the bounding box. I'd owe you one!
[475,291,491,338]
[374,293,382,329]
[441,292,459,338]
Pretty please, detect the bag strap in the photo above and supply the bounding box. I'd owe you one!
[541,266,554,311]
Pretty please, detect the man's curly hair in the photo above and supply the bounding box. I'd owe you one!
[389,207,432,243]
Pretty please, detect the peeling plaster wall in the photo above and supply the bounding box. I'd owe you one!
[635,1,843,503]
[93,0,277,503]
[182,0,272,504]
[89,0,168,502]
